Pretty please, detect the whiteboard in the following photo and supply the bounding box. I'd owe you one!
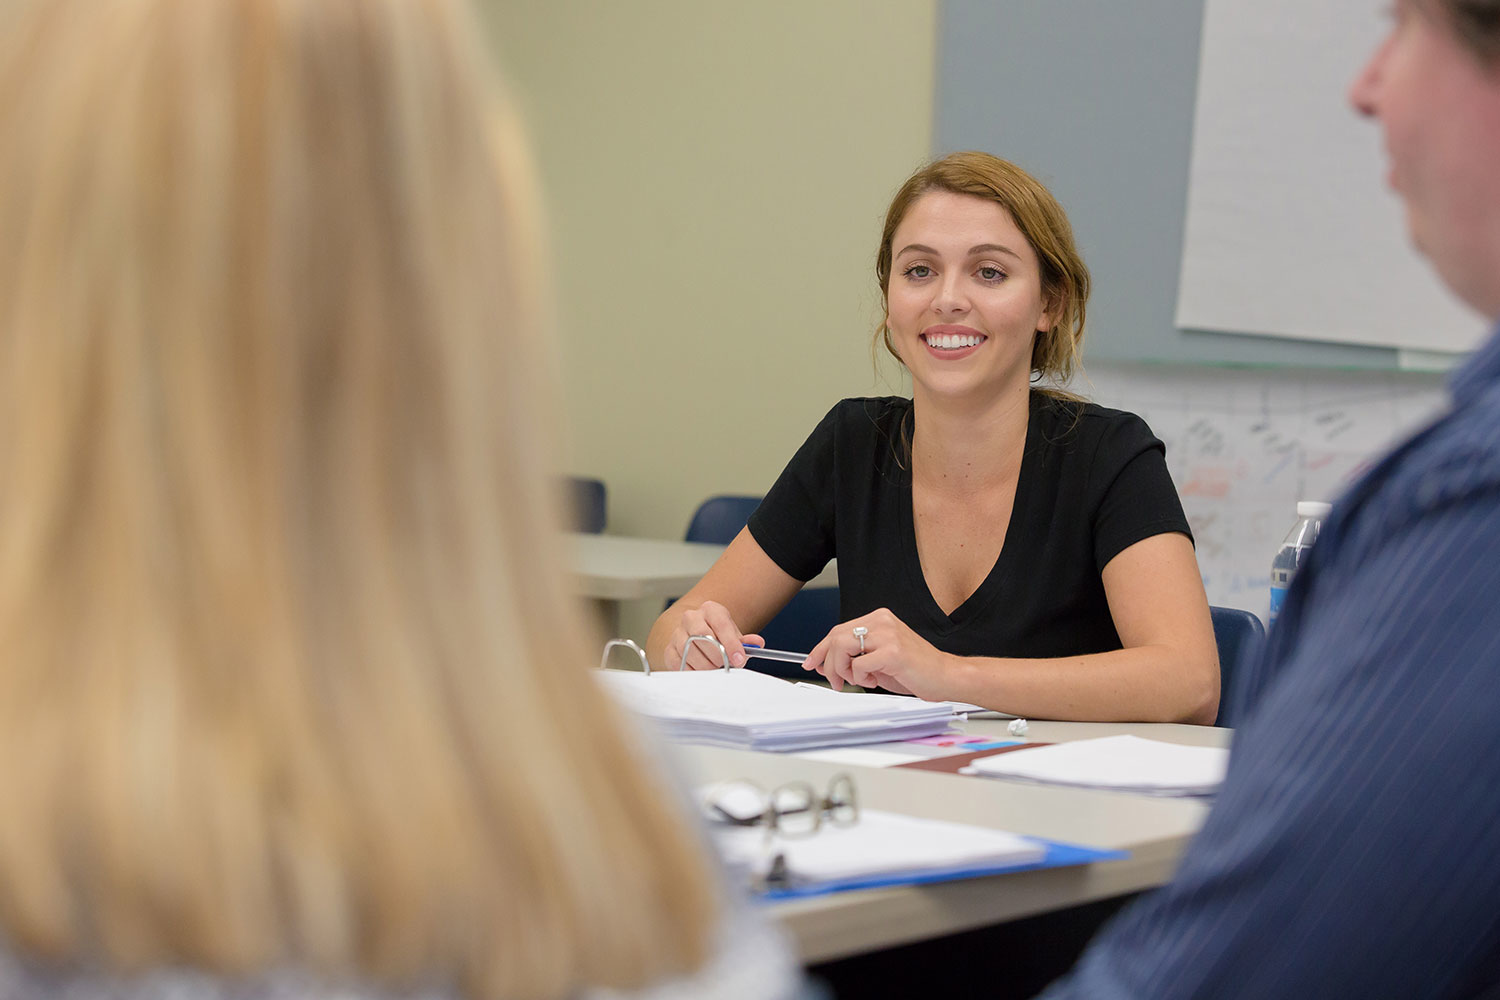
[1083,361,1447,621]
[1175,0,1487,353]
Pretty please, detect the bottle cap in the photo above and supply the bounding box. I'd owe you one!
[1297,501,1333,518]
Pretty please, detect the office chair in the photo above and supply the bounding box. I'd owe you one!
[1209,605,1266,727]
[566,476,607,534]
[681,494,840,679]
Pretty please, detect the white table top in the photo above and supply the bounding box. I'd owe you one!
[680,717,1230,963]
[570,532,837,601]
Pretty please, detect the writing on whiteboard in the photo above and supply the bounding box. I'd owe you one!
[1083,362,1446,621]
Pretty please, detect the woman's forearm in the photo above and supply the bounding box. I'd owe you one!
[929,645,1219,724]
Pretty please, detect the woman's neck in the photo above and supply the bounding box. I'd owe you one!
[909,383,1032,494]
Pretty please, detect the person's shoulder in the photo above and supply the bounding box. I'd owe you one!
[1386,396,1500,512]
[1030,392,1155,445]
[583,905,803,1000]
[1335,396,1500,564]
[822,396,911,435]
[829,395,910,420]
[1075,399,1152,431]
[0,947,455,1000]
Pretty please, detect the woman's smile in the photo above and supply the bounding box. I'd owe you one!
[921,324,987,359]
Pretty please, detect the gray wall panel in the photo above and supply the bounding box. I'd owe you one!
[935,0,1397,369]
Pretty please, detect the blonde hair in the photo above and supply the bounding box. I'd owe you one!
[0,0,720,996]
[874,151,1091,389]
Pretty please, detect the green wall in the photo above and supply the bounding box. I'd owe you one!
[481,1,937,560]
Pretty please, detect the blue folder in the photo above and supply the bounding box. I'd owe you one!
[755,837,1127,901]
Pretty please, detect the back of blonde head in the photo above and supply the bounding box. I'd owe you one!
[0,0,719,996]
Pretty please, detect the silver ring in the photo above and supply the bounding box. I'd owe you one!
[852,625,868,654]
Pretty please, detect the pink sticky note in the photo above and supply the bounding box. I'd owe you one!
[906,733,984,746]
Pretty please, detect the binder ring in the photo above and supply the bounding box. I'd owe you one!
[681,634,732,672]
[853,625,868,654]
[600,638,650,675]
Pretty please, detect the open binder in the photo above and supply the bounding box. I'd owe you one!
[599,667,959,751]
[597,636,960,751]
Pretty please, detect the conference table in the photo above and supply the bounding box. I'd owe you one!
[678,715,1230,966]
[575,535,1226,974]
[569,532,838,632]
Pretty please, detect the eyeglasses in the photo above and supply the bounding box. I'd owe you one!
[703,773,859,839]
[703,774,860,890]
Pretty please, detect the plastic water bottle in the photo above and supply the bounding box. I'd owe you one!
[1269,501,1332,628]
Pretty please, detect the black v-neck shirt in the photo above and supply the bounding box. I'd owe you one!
[746,393,1192,658]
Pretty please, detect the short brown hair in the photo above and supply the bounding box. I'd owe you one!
[1432,0,1500,65]
[874,151,1091,387]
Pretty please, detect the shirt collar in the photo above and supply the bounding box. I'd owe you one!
[1447,321,1500,409]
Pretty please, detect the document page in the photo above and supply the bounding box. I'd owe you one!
[711,808,1047,887]
[966,735,1229,797]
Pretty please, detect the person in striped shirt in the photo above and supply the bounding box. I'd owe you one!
[1040,0,1500,996]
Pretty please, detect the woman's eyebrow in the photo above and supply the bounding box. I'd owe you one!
[968,243,1022,260]
[895,242,1022,260]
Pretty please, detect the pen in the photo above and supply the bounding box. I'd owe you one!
[741,643,809,665]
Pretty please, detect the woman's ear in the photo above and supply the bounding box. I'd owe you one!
[881,317,904,363]
[1037,292,1062,334]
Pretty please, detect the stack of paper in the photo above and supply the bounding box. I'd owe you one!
[598,668,958,751]
[965,735,1229,797]
[710,808,1048,893]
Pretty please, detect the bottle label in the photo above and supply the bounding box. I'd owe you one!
[1269,584,1288,626]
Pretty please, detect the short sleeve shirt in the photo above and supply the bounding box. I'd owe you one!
[746,392,1191,659]
[1034,341,1500,1000]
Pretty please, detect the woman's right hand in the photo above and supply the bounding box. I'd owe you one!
[663,600,764,671]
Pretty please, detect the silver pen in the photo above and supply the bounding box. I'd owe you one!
[742,644,809,665]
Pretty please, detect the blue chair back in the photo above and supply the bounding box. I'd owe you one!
[567,476,607,534]
[685,495,760,547]
[684,495,840,679]
[1210,605,1266,727]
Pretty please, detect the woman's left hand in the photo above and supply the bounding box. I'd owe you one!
[803,608,953,700]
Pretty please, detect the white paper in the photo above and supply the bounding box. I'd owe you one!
[598,668,958,751]
[792,747,910,768]
[711,808,1046,887]
[967,735,1228,797]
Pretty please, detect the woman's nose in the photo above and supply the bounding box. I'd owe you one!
[932,276,969,314]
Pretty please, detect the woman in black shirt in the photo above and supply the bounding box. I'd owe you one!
[646,153,1218,723]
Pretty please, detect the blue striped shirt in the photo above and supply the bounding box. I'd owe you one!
[1040,326,1500,999]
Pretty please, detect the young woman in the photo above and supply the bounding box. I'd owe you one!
[648,153,1219,724]
[0,1,798,998]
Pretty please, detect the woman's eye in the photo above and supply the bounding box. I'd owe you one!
[977,266,1006,282]
[902,264,932,279]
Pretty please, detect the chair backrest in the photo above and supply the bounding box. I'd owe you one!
[1210,605,1266,727]
[685,495,761,545]
[566,476,607,534]
[683,494,840,679]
